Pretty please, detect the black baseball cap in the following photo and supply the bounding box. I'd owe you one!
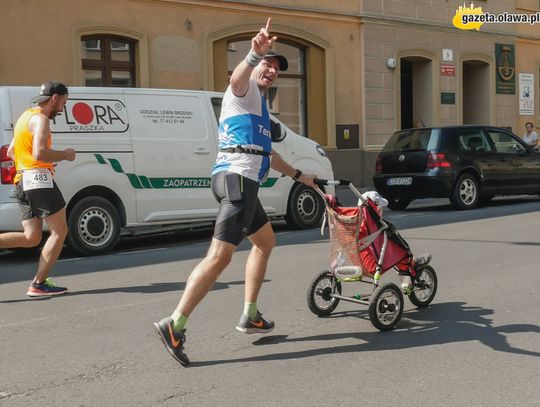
[32,81,68,104]
[263,50,288,72]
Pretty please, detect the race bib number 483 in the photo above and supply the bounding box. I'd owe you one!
[22,168,53,191]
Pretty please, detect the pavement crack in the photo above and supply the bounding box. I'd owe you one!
[1,361,130,400]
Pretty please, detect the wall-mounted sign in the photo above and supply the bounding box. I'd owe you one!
[441,92,456,105]
[336,124,359,149]
[519,73,534,116]
[495,43,515,94]
[443,49,453,62]
[441,63,455,76]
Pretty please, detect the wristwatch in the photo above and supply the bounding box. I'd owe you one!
[292,169,303,181]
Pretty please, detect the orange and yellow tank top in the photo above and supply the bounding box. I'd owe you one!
[12,107,54,184]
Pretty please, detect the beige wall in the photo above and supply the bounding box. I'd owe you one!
[1,0,539,186]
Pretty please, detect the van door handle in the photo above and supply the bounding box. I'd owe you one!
[194,148,210,155]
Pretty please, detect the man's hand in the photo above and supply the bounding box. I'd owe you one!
[251,18,277,56]
[64,148,76,161]
[297,173,317,188]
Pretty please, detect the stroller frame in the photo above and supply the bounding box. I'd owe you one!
[307,179,438,331]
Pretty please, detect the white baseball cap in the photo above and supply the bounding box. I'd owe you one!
[360,191,388,207]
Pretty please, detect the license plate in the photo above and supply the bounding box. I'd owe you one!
[386,177,412,186]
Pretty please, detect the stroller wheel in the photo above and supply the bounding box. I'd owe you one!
[409,265,438,308]
[368,282,404,331]
[307,271,342,316]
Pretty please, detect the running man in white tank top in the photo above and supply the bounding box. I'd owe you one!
[154,18,318,366]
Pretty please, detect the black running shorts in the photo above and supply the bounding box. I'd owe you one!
[15,181,66,220]
[211,171,269,246]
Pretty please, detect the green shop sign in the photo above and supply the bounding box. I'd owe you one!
[94,154,277,189]
[495,43,515,94]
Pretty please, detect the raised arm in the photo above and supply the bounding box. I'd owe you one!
[230,18,277,97]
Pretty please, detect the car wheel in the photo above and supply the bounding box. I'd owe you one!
[285,183,324,229]
[66,196,121,256]
[450,173,479,210]
[386,197,411,210]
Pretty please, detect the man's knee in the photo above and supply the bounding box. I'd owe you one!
[24,230,43,247]
[52,224,68,241]
[251,225,275,256]
[46,210,68,241]
[205,239,236,270]
[257,236,275,256]
[206,250,232,270]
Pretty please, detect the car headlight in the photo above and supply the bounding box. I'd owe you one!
[316,145,327,157]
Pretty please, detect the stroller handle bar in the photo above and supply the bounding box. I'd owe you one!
[313,178,365,202]
[313,179,350,186]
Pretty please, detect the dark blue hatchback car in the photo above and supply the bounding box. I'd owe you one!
[373,125,540,210]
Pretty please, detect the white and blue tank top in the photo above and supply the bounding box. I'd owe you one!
[212,80,271,183]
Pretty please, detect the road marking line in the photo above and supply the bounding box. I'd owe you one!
[0,295,179,329]
[58,257,85,263]
[116,247,168,255]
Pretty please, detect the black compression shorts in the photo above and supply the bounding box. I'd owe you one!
[15,181,66,220]
[211,171,269,246]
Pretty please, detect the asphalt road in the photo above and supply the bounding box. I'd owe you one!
[1,193,539,407]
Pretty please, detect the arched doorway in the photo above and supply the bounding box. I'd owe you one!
[462,60,490,125]
[225,40,307,136]
[211,33,328,146]
[400,56,433,129]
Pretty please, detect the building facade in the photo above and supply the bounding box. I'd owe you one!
[1,0,539,186]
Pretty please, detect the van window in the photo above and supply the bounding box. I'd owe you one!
[383,128,438,152]
[211,97,222,122]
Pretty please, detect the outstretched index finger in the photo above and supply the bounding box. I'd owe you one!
[265,18,272,35]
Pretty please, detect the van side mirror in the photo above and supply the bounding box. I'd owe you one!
[270,120,286,142]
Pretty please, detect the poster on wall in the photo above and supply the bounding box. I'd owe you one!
[519,73,534,116]
[495,43,515,94]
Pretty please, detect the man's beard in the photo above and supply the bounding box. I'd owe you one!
[48,109,62,120]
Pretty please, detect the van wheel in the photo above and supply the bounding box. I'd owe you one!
[66,197,121,256]
[387,198,411,210]
[285,184,324,229]
[450,173,479,210]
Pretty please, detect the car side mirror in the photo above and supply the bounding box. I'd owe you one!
[270,121,286,142]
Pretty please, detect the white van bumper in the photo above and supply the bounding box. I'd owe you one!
[0,202,23,231]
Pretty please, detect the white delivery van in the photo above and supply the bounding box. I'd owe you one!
[0,86,334,255]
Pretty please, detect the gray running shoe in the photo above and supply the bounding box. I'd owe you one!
[236,310,275,334]
[27,278,67,297]
[153,317,190,366]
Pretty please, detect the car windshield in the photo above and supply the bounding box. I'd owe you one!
[382,128,436,152]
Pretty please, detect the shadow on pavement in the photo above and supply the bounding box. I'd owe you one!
[0,279,268,304]
[190,301,540,367]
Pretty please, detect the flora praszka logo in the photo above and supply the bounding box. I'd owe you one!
[453,2,540,31]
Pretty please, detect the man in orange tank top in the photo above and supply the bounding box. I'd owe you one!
[0,81,76,297]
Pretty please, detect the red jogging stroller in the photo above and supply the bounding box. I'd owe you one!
[306,179,437,331]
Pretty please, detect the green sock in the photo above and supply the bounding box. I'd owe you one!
[171,310,188,332]
[244,302,257,320]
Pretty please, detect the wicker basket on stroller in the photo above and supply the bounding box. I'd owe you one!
[326,203,371,279]
[323,189,413,281]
